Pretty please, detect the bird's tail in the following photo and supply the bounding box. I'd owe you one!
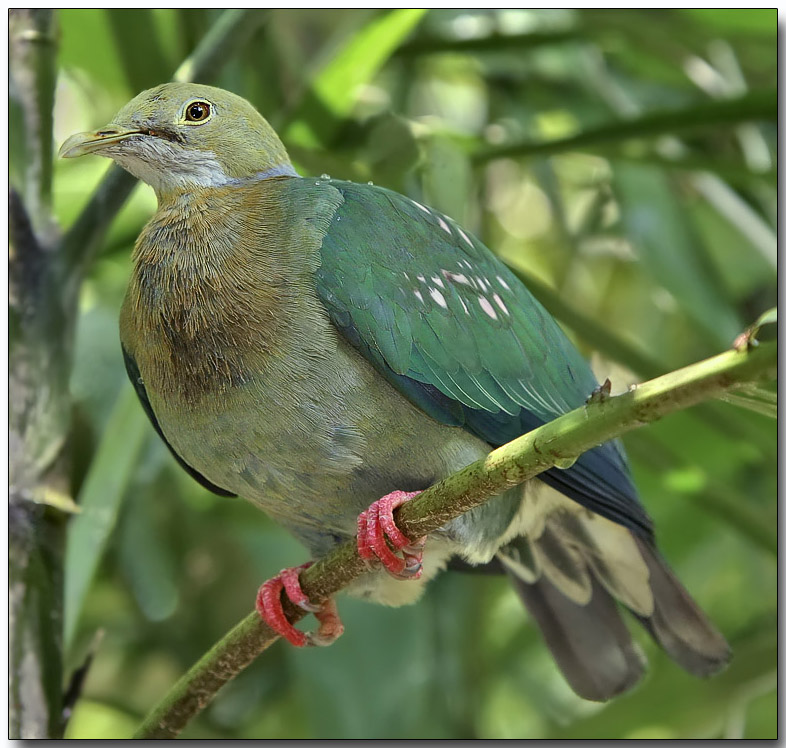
[497,511,731,701]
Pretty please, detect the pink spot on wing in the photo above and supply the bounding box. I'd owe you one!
[493,293,509,316]
[429,288,448,308]
[458,228,473,248]
[478,296,498,320]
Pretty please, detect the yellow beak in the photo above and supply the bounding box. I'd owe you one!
[59,126,143,158]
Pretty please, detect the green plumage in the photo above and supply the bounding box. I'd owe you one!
[61,83,730,702]
[314,179,649,534]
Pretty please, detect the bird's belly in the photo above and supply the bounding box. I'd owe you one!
[150,338,492,552]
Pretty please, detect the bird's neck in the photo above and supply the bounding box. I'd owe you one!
[151,161,299,206]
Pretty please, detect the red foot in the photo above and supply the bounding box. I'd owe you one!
[256,562,344,647]
[357,490,426,579]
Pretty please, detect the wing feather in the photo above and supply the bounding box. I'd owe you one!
[315,179,652,536]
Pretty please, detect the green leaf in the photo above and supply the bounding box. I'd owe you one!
[291,599,452,738]
[64,387,149,651]
[65,699,138,739]
[285,9,428,147]
[754,307,777,329]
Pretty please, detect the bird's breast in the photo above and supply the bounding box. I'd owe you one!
[119,181,490,549]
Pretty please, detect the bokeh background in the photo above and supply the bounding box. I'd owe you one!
[16,8,777,739]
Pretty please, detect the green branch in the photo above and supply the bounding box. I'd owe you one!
[473,90,777,163]
[134,339,776,739]
[396,29,582,56]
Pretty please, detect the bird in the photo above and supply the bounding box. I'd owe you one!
[60,82,730,701]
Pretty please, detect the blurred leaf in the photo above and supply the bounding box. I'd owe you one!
[59,10,129,95]
[691,173,776,269]
[688,199,775,301]
[65,699,138,739]
[397,30,582,57]
[680,9,776,35]
[172,9,268,85]
[748,307,777,339]
[364,113,421,185]
[106,9,172,91]
[613,162,741,348]
[754,307,777,327]
[117,489,179,621]
[64,387,149,651]
[285,9,428,147]
[421,135,474,225]
[717,385,777,419]
[290,599,454,738]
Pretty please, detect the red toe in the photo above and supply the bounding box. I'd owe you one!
[357,510,374,562]
[355,490,425,578]
[256,563,343,647]
[280,563,320,612]
[256,575,307,647]
[367,501,407,575]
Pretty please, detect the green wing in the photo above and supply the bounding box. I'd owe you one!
[314,179,651,536]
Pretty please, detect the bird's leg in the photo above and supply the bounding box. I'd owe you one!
[256,562,344,647]
[357,490,426,579]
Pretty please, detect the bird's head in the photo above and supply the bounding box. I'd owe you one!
[59,82,295,198]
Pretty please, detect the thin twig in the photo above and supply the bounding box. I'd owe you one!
[134,340,776,739]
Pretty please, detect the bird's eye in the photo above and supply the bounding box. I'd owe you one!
[184,101,211,122]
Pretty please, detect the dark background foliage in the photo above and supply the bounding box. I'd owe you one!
[12,9,776,739]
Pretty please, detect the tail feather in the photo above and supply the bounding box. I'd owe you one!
[496,509,731,700]
[558,512,654,617]
[632,537,731,677]
[501,552,646,702]
[531,525,592,605]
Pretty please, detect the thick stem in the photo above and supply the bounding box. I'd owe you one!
[9,9,58,239]
[9,10,68,738]
[134,340,776,739]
